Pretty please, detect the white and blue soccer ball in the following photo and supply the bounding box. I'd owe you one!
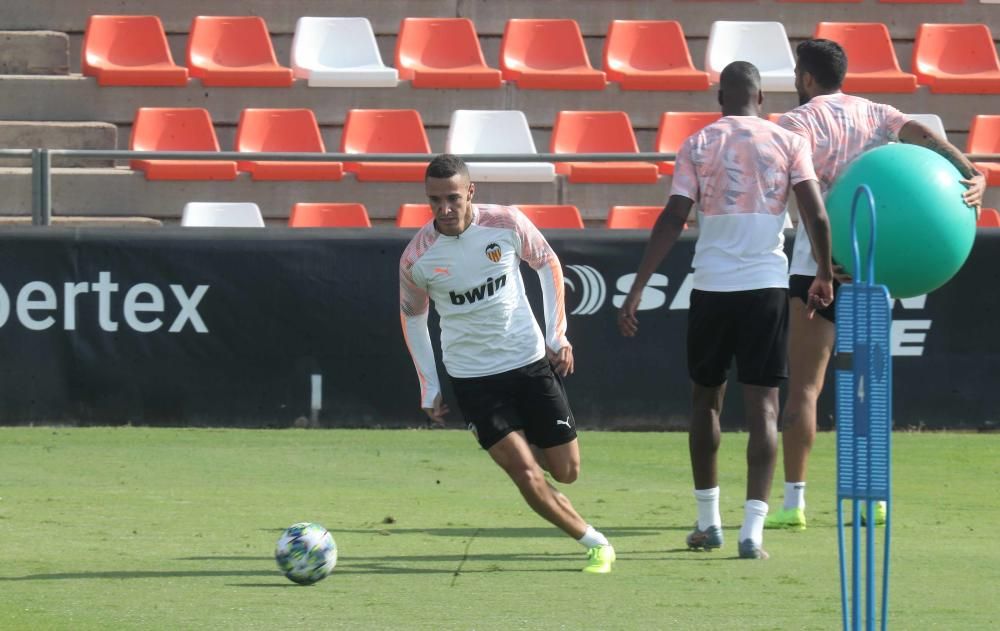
[275,522,338,585]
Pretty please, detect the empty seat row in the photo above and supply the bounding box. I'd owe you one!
[129,107,1000,185]
[83,16,1000,93]
[182,201,1000,230]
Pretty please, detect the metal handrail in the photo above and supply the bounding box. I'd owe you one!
[3,148,998,226]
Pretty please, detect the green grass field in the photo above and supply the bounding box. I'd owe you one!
[1,428,997,630]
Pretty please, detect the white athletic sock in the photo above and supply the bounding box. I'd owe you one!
[739,500,769,545]
[694,487,721,530]
[784,482,806,511]
[577,525,609,549]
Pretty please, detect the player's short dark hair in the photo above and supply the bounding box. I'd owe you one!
[425,154,469,181]
[719,61,761,95]
[796,39,848,90]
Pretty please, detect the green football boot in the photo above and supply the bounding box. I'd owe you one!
[764,507,807,531]
[582,544,616,574]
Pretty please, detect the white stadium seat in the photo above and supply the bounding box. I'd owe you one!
[907,113,947,140]
[181,202,265,228]
[446,110,556,182]
[705,21,796,92]
[291,17,398,88]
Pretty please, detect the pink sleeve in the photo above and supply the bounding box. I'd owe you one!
[878,103,911,139]
[513,210,569,350]
[788,135,818,186]
[668,140,699,202]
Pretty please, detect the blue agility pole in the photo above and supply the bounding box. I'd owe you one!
[836,184,892,631]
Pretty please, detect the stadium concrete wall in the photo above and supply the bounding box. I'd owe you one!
[0,228,996,430]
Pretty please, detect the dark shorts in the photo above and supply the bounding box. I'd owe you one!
[688,288,789,388]
[450,358,577,451]
[789,274,839,324]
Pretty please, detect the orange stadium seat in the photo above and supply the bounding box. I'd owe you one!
[603,20,709,91]
[501,19,607,90]
[766,113,785,124]
[913,24,1000,93]
[516,205,585,229]
[978,208,1000,228]
[341,110,431,182]
[187,16,294,87]
[396,204,434,228]
[234,109,342,181]
[655,112,721,175]
[289,203,371,227]
[551,111,658,184]
[130,108,237,180]
[880,0,962,3]
[779,0,861,3]
[82,15,189,86]
[607,206,663,229]
[968,115,1000,185]
[395,18,502,89]
[815,23,917,93]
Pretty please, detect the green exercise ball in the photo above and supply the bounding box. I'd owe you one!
[826,143,977,298]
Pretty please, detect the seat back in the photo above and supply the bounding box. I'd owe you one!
[188,16,282,69]
[914,24,1000,76]
[967,115,1000,153]
[656,112,722,154]
[236,109,325,153]
[341,110,430,154]
[978,208,1000,228]
[396,204,434,228]
[604,20,696,73]
[289,203,371,227]
[181,202,264,227]
[814,22,903,73]
[606,206,664,229]
[446,110,538,154]
[551,111,640,154]
[395,18,490,73]
[130,108,221,151]
[705,21,795,85]
[501,19,594,75]
[516,205,584,229]
[83,15,175,70]
[292,17,386,72]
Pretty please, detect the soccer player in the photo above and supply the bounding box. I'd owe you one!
[399,154,616,574]
[617,61,835,559]
[765,39,987,531]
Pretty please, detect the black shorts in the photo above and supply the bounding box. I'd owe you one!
[789,274,839,324]
[688,288,789,388]
[450,358,577,451]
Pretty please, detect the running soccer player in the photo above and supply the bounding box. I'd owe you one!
[618,61,835,559]
[765,39,987,531]
[399,154,615,574]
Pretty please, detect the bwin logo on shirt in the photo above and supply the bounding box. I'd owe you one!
[449,274,508,305]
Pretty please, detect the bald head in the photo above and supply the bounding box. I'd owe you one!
[718,61,763,115]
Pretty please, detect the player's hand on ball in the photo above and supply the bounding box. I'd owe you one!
[547,345,574,377]
[617,292,641,337]
[422,394,449,427]
[960,172,986,211]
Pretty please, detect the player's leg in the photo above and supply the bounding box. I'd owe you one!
[685,289,734,551]
[734,288,789,559]
[768,291,835,530]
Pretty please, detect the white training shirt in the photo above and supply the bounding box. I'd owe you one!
[399,204,569,408]
[778,93,910,276]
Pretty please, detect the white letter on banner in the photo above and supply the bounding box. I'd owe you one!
[612,273,668,310]
[0,283,9,327]
[124,284,165,333]
[17,281,57,331]
[91,271,119,332]
[63,282,89,330]
[169,285,209,333]
[891,320,931,357]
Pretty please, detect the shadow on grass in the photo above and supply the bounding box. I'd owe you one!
[317,526,670,538]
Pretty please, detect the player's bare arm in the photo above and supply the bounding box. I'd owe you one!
[618,195,693,337]
[898,120,986,211]
[792,179,835,316]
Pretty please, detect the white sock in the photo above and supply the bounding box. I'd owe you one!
[577,525,609,549]
[694,487,721,530]
[739,500,769,545]
[784,481,806,511]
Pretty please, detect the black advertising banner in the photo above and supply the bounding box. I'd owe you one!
[0,228,996,429]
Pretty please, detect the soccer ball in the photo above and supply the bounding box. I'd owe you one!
[275,522,338,585]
